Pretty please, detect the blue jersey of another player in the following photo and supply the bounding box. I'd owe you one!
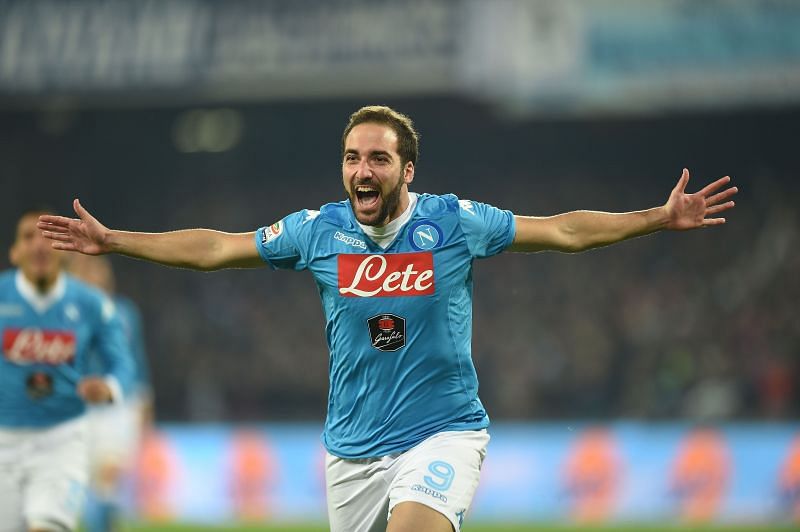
[87,294,151,399]
[255,193,515,458]
[0,270,133,427]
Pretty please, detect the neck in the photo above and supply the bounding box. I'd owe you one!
[384,188,411,226]
[24,271,58,294]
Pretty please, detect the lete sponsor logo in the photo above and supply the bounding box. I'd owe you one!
[338,252,434,297]
[2,328,76,365]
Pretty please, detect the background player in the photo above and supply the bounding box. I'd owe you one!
[0,210,132,532]
[67,254,153,532]
[37,106,737,532]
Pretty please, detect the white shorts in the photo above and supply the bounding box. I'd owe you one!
[86,395,144,472]
[0,417,89,532]
[325,429,489,532]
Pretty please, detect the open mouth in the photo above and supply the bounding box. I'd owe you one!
[355,185,380,208]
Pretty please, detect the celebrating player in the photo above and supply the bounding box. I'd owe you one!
[1,210,133,532]
[67,254,153,532]
[38,106,737,532]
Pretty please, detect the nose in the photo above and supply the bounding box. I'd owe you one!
[32,232,53,253]
[354,159,373,180]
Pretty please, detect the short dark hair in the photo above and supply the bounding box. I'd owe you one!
[13,206,56,241]
[18,206,56,219]
[342,106,419,166]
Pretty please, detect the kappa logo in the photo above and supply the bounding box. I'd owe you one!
[261,221,283,244]
[458,199,476,215]
[410,484,448,503]
[408,221,443,251]
[334,231,367,250]
[65,303,80,322]
[304,210,320,223]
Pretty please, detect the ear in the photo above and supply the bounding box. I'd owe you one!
[403,161,415,185]
[9,244,18,267]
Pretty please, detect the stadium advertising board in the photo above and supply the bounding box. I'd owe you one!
[123,422,800,525]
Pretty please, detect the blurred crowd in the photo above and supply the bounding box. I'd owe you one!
[2,98,797,423]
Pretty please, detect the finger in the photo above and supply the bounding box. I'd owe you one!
[706,186,738,206]
[51,242,78,251]
[706,201,735,215]
[74,198,94,222]
[702,217,726,226]
[37,215,77,227]
[697,175,731,197]
[41,231,73,242]
[674,168,690,193]
[37,222,70,234]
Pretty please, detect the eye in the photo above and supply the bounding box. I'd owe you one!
[344,153,358,162]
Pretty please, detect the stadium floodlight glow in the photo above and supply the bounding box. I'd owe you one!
[172,109,243,153]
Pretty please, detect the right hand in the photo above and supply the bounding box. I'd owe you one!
[37,199,110,255]
[77,376,113,403]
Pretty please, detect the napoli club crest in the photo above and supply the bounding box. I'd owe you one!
[367,313,406,352]
[408,220,443,250]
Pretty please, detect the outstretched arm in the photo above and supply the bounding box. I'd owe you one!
[38,199,264,271]
[508,169,737,253]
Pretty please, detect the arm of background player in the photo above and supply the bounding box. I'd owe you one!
[79,299,134,403]
[507,169,737,253]
[38,199,264,271]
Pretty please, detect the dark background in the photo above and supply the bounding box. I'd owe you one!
[2,97,796,422]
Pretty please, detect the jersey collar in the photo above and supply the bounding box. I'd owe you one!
[357,192,418,249]
[15,269,66,314]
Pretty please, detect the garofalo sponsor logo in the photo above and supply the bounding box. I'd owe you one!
[334,231,366,250]
[367,314,406,351]
[337,252,434,297]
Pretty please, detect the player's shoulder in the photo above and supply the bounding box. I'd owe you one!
[112,294,141,321]
[287,200,355,231]
[64,274,115,317]
[414,193,461,217]
[317,200,354,226]
[64,273,101,299]
[0,270,16,301]
[0,269,15,288]
[112,293,137,312]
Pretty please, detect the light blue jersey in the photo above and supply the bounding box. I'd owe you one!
[0,270,133,427]
[87,294,151,399]
[255,193,515,458]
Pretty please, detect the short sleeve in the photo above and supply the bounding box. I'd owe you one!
[457,199,516,258]
[254,210,317,271]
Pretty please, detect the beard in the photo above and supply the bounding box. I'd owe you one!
[347,172,405,227]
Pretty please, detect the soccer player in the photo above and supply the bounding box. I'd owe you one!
[1,210,133,532]
[38,106,737,532]
[67,254,153,532]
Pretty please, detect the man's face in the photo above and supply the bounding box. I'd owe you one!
[342,123,414,227]
[10,213,63,290]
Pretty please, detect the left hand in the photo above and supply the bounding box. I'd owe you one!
[664,168,737,230]
[78,376,113,403]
